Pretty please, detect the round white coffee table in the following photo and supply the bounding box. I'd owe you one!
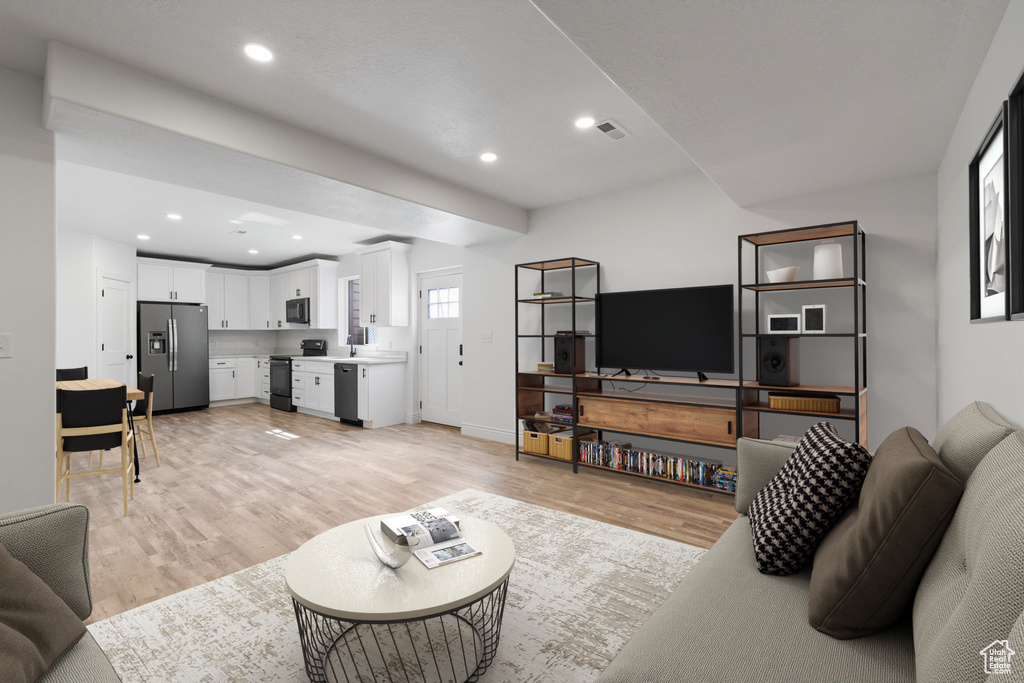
[285,515,515,683]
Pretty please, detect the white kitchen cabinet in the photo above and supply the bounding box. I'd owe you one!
[357,242,410,327]
[270,273,288,329]
[206,270,249,329]
[357,362,406,428]
[138,258,209,303]
[235,357,256,398]
[270,260,339,329]
[209,358,236,401]
[291,360,334,413]
[248,275,272,330]
[256,357,271,401]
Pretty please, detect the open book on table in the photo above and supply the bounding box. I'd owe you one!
[380,508,482,569]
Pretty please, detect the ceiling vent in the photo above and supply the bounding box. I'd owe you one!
[596,119,629,140]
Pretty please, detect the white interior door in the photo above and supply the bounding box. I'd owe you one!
[420,272,463,427]
[99,276,133,384]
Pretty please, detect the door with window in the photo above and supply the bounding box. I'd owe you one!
[420,272,463,427]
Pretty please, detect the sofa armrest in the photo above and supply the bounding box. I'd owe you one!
[0,503,92,620]
[735,438,796,514]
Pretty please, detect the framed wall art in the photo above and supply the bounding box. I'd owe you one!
[969,105,1009,322]
[1008,67,1024,320]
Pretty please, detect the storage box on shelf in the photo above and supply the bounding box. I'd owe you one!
[737,220,867,445]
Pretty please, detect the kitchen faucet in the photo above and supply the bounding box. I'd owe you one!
[347,335,356,357]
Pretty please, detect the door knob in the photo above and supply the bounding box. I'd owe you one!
[126,354,134,360]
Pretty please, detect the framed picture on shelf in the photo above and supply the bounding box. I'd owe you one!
[1008,67,1024,320]
[969,105,1009,322]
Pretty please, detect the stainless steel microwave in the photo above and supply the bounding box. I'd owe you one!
[286,297,310,324]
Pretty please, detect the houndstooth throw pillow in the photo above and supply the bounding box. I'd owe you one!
[748,422,872,576]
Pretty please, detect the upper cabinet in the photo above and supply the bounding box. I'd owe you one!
[358,242,410,327]
[206,270,249,330]
[138,258,209,303]
[248,274,272,330]
[271,260,339,330]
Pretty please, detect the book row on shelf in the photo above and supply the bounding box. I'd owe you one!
[578,438,738,492]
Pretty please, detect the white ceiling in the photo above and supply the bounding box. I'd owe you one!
[534,0,1011,207]
[0,1,1012,260]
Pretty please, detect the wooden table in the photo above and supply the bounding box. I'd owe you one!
[57,378,144,401]
[56,379,144,480]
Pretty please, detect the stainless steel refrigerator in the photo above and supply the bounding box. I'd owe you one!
[138,302,210,412]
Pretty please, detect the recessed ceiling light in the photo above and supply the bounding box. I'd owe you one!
[167,213,182,220]
[480,152,498,163]
[244,43,273,62]
[248,249,259,254]
[230,220,243,225]
[575,116,596,128]
[292,235,303,240]
[137,234,150,240]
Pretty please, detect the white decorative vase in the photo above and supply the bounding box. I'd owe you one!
[813,240,843,280]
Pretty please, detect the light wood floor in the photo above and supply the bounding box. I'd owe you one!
[62,403,738,624]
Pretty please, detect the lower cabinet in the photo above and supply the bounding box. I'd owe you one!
[209,357,259,401]
[256,357,271,401]
[357,363,406,428]
[291,361,335,414]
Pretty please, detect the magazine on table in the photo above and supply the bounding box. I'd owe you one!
[380,508,481,569]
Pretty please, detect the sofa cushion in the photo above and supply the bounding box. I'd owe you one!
[808,426,962,639]
[37,633,121,683]
[0,544,87,683]
[595,516,916,683]
[913,431,1024,682]
[932,401,1014,483]
[748,422,871,575]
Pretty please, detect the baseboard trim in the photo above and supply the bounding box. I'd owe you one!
[406,412,421,424]
[209,398,258,408]
[461,423,516,445]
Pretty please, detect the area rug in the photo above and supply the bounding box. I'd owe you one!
[89,488,706,682]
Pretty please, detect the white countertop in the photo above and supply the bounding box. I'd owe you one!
[209,352,406,365]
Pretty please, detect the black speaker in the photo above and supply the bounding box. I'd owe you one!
[758,336,800,386]
[554,335,585,374]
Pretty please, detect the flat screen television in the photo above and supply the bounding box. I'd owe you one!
[596,284,734,375]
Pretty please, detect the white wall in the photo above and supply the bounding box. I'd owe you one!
[56,232,137,372]
[461,169,938,452]
[0,67,56,513]
[936,0,1024,428]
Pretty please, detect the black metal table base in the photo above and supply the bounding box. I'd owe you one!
[293,577,509,683]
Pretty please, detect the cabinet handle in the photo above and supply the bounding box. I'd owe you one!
[267,321,269,328]
[362,367,366,378]
[170,290,173,300]
[232,370,235,378]
[578,405,585,417]
[727,421,733,435]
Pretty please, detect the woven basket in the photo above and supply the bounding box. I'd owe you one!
[768,392,840,414]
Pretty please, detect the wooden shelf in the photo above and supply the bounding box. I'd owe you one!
[518,370,576,378]
[518,296,595,304]
[741,333,866,339]
[517,450,573,463]
[577,372,740,389]
[517,257,599,271]
[578,462,734,496]
[742,402,857,420]
[517,386,573,396]
[518,413,573,426]
[740,221,860,246]
[742,381,868,396]
[574,423,738,450]
[742,278,864,292]
[576,389,736,408]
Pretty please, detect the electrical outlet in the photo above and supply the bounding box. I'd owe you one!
[481,332,493,343]
[0,333,11,358]
[212,340,219,347]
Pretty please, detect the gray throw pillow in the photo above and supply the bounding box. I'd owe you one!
[0,543,86,683]
[809,426,963,638]
[748,422,871,576]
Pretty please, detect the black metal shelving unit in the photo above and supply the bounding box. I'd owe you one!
[514,258,599,465]
[737,220,868,446]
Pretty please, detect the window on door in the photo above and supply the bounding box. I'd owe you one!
[339,278,377,347]
[427,286,460,319]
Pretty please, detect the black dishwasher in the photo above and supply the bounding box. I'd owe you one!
[334,363,361,425]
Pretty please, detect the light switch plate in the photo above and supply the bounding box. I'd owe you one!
[0,333,12,358]
[481,332,493,343]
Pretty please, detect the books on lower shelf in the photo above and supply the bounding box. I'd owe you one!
[578,439,736,491]
[380,508,480,569]
[551,404,574,424]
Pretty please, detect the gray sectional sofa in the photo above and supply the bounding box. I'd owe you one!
[0,504,121,683]
[596,402,1024,683]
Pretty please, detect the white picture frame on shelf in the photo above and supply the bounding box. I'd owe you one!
[766,314,801,334]
[802,305,827,334]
